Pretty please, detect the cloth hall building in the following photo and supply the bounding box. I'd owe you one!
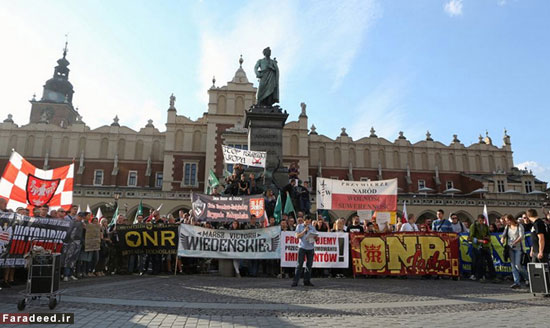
[0,49,547,223]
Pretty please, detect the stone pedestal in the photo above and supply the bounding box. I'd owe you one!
[244,105,289,192]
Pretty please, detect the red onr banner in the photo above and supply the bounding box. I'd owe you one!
[350,232,460,277]
[316,178,397,211]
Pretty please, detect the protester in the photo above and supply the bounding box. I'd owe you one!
[230,220,242,278]
[450,213,468,233]
[400,214,419,232]
[432,209,453,232]
[468,214,496,282]
[315,215,329,232]
[291,215,318,287]
[345,215,364,233]
[62,211,85,281]
[297,181,311,214]
[332,218,345,232]
[527,209,550,264]
[501,214,529,288]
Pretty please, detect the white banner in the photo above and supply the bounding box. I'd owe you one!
[316,178,398,211]
[280,231,349,268]
[177,224,281,259]
[222,145,266,168]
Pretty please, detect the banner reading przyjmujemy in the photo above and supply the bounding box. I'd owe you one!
[0,212,70,267]
[316,178,397,211]
[116,223,178,256]
[350,232,460,277]
[222,145,266,168]
[458,232,532,276]
[191,193,265,222]
[178,224,281,259]
[280,231,349,268]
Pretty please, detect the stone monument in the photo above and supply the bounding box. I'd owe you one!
[245,47,289,191]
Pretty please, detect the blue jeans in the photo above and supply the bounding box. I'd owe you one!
[293,248,314,284]
[509,248,528,284]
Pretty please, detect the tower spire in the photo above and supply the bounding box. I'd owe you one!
[63,34,69,58]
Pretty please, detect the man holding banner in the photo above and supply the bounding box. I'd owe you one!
[291,216,318,287]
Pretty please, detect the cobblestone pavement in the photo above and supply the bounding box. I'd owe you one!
[1,274,549,327]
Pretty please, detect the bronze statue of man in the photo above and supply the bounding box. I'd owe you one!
[254,47,279,106]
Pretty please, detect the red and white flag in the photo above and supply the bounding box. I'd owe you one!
[0,151,74,211]
[482,204,489,225]
[316,177,397,211]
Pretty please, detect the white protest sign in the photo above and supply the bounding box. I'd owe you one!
[222,145,267,168]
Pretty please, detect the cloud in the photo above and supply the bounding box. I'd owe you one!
[196,0,379,108]
[444,0,463,17]
[348,75,424,142]
[517,161,550,183]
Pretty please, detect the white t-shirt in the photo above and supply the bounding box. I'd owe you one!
[451,221,468,233]
[400,223,419,232]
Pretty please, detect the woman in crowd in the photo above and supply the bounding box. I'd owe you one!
[501,214,529,288]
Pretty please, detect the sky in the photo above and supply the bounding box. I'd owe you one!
[0,0,549,182]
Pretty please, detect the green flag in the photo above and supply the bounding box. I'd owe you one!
[283,192,295,216]
[273,193,283,224]
[133,200,143,224]
[208,169,220,188]
[223,169,231,178]
[109,204,119,228]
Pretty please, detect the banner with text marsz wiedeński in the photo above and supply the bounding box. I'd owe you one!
[316,178,397,211]
[177,224,281,259]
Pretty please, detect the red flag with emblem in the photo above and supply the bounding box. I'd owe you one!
[0,151,74,211]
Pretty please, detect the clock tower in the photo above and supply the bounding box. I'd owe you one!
[29,40,79,126]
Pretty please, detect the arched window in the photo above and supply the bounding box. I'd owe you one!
[78,137,86,156]
[379,149,386,168]
[60,137,69,158]
[393,151,400,169]
[117,139,126,160]
[448,152,456,171]
[6,135,17,156]
[407,151,415,169]
[290,135,299,156]
[462,154,470,172]
[175,129,184,151]
[135,140,144,160]
[100,138,109,158]
[364,149,370,168]
[192,131,202,152]
[435,152,442,170]
[152,140,161,161]
[235,96,244,114]
[319,146,326,166]
[218,95,226,114]
[489,154,496,172]
[25,135,35,156]
[349,148,356,167]
[475,154,482,171]
[334,147,342,167]
[42,136,52,156]
[421,152,428,170]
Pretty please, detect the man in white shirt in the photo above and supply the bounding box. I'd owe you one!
[450,213,468,233]
[400,214,419,232]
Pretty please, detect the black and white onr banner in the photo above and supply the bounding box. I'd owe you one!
[177,224,281,259]
[222,145,266,168]
[280,231,349,268]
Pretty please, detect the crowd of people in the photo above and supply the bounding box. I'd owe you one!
[1,189,550,291]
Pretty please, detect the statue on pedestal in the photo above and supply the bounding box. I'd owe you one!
[254,47,279,106]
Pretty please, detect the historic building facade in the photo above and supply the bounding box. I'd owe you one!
[0,49,547,222]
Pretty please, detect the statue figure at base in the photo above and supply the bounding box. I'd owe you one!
[254,47,279,106]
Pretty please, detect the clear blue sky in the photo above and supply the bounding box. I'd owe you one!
[1,0,548,181]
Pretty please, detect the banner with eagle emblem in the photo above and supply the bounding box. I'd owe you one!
[0,151,74,211]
